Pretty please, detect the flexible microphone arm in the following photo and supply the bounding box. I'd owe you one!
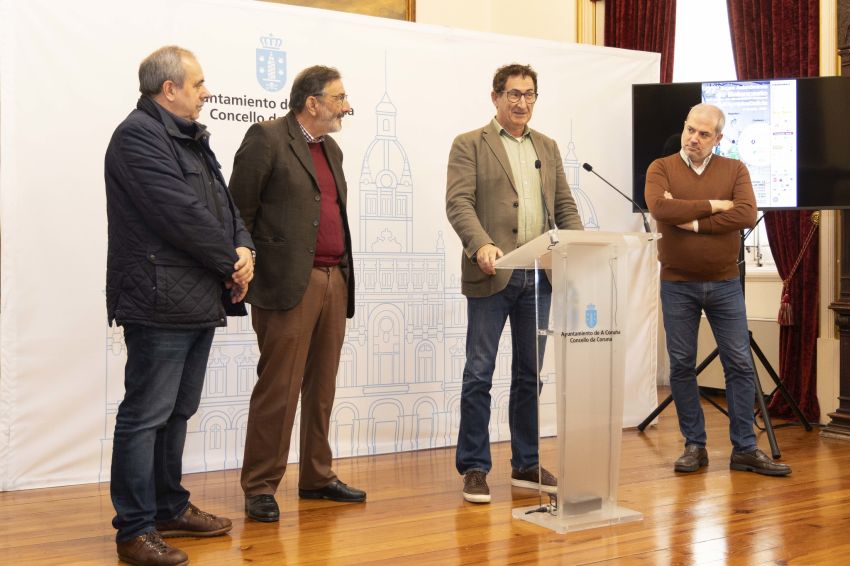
[535,159,559,245]
[582,162,651,233]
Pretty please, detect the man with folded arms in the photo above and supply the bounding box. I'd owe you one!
[645,103,791,477]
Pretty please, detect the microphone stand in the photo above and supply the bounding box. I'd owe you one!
[582,163,651,234]
[536,159,559,246]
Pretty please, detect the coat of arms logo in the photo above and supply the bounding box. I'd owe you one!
[585,303,598,329]
[256,34,286,92]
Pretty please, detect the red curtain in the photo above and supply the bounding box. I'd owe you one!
[727,0,820,422]
[603,0,677,83]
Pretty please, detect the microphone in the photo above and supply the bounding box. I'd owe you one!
[535,159,559,245]
[582,162,651,234]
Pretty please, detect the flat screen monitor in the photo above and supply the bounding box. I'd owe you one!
[631,77,850,210]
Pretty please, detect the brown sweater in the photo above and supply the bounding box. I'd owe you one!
[645,153,756,281]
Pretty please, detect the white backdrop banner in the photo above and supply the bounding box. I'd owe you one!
[0,0,660,490]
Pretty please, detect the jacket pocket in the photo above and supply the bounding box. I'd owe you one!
[154,263,221,322]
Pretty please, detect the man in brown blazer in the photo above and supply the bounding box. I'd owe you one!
[446,63,584,503]
[229,65,365,523]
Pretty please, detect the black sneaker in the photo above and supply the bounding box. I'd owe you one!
[510,466,557,493]
[462,470,491,503]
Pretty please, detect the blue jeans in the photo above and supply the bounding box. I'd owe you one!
[456,269,551,475]
[111,324,215,542]
[660,279,757,453]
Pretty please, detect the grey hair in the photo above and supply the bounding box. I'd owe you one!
[689,103,726,134]
[289,65,342,113]
[138,46,196,96]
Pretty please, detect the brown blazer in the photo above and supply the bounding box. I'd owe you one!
[229,112,354,317]
[445,121,583,298]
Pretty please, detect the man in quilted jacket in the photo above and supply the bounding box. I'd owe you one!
[104,45,254,566]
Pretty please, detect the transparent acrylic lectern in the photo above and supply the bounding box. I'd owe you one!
[496,228,658,534]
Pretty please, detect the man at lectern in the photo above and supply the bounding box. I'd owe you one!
[645,103,791,477]
[105,46,254,565]
[230,65,365,524]
[446,63,583,503]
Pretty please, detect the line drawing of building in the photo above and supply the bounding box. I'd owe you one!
[99,62,577,480]
[563,124,599,231]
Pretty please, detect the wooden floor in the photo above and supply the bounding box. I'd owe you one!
[2,393,850,565]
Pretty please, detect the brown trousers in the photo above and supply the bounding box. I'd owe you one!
[241,266,347,495]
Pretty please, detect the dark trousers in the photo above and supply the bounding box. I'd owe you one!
[456,269,551,475]
[660,278,758,452]
[110,324,215,542]
[241,266,348,496]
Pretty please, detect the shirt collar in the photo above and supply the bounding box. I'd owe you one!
[679,148,713,174]
[297,119,325,144]
[492,117,530,140]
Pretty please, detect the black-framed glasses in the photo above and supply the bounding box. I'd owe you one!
[500,90,538,103]
[313,92,348,103]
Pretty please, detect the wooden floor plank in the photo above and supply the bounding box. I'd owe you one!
[2,391,849,565]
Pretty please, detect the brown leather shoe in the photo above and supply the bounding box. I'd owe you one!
[730,448,791,476]
[155,502,232,538]
[674,444,709,473]
[116,531,188,566]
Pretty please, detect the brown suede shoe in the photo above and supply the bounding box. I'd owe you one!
[116,531,188,566]
[462,470,491,503]
[510,466,558,494]
[155,502,232,538]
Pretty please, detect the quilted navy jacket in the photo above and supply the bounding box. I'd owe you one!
[105,96,253,328]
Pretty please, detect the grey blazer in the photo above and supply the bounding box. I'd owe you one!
[445,121,583,298]
[229,112,354,317]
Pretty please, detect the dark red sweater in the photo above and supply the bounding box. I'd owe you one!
[308,142,345,267]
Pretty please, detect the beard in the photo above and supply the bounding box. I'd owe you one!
[325,114,343,133]
[318,105,344,134]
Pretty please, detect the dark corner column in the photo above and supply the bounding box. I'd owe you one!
[823,1,850,439]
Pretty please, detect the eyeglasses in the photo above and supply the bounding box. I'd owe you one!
[500,90,538,103]
[314,92,348,103]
